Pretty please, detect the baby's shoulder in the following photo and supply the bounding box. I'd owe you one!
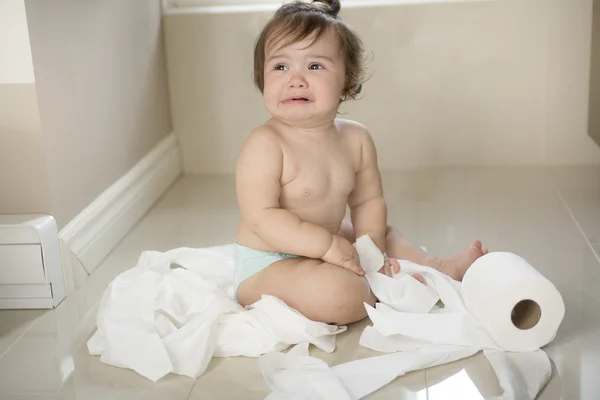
[335,118,373,147]
[242,123,283,150]
[237,124,284,167]
[336,118,371,138]
[248,123,281,141]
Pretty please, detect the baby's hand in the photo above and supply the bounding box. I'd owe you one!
[322,235,364,276]
[379,256,426,284]
[378,256,400,277]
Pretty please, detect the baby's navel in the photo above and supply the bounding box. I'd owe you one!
[303,190,310,196]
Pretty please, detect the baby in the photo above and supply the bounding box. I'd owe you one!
[234,0,487,325]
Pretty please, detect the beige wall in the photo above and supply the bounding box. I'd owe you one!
[0,0,52,215]
[22,0,173,228]
[590,0,600,147]
[164,0,600,174]
[0,0,35,84]
[0,85,52,215]
[545,0,599,163]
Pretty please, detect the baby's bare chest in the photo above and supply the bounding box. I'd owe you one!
[280,146,357,206]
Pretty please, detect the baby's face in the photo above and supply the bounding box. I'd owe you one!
[263,29,346,127]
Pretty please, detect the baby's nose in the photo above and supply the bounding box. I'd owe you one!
[288,73,308,88]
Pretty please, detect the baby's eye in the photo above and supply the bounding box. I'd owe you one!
[273,64,288,71]
[309,63,324,70]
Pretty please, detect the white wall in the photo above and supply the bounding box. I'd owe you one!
[164,0,600,174]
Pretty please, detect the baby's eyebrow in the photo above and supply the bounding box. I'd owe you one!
[306,55,335,63]
[266,54,289,63]
[266,54,335,64]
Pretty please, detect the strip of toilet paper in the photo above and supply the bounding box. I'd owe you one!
[259,343,551,399]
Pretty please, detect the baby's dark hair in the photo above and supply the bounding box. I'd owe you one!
[253,0,366,101]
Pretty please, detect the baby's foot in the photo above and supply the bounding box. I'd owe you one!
[439,240,488,281]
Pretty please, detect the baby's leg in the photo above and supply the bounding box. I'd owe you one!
[385,226,488,281]
[338,220,487,281]
[236,257,376,325]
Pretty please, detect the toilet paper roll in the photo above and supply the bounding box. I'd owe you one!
[461,252,565,352]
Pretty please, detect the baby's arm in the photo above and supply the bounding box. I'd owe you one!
[236,128,333,258]
[347,126,388,252]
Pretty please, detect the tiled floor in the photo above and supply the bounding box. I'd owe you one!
[1,166,599,399]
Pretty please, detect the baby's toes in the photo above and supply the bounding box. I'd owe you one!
[378,265,392,277]
[412,273,426,284]
[391,259,400,274]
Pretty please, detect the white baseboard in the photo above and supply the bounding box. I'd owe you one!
[59,133,182,294]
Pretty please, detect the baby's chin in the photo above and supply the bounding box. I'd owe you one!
[271,112,337,128]
[267,106,339,126]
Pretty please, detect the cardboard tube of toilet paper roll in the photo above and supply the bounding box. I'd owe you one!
[461,252,565,352]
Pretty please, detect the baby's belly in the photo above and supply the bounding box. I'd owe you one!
[285,197,348,234]
[235,198,347,254]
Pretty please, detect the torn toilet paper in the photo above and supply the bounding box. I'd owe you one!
[259,344,550,400]
[259,236,561,399]
[88,236,562,399]
[87,247,345,382]
[355,235,564,355]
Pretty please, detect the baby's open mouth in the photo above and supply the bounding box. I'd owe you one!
[283,97,311,103]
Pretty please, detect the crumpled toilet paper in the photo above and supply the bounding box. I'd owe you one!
[259,236,561,399]
[354,235,564,355]
[87,247,345,382]
[89,236,562,399]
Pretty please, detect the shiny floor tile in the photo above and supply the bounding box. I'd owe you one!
[311,318,427,399]
[550,166,600,245]
[0,167,598,399]
[387,168,600,400]
[425,352,503,399]
[188,301,428,399]
[0,285,195,400]
[0,310,44,358]
[424,350,571,400]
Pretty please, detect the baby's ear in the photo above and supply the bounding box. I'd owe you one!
[343,83,362,101]
[353,83,363,96]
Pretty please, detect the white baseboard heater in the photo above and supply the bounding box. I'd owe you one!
[0,215,66,309]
